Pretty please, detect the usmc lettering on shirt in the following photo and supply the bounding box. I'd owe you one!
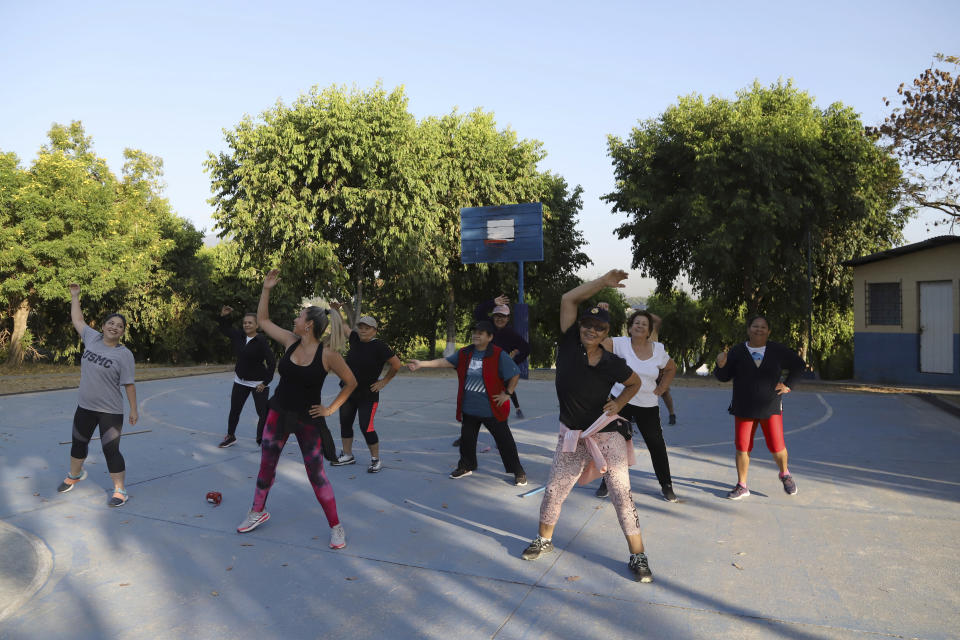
[82,350,114,369]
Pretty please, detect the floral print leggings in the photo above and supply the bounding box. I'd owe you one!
[539,430,641,536]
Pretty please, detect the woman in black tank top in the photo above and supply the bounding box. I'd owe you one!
[236,269,357,551]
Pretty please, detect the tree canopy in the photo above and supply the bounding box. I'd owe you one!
[605,81,909,368]
[867,53,960,226]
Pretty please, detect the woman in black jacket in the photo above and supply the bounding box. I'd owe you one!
[217,305,277,448]
[714,315,805,499]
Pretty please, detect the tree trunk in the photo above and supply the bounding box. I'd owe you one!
[443,286,457,357]
[350,275,363,327]
[8,299,30,365]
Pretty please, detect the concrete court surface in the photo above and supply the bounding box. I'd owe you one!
[0,371,958,640]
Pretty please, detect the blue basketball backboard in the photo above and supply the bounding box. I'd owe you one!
[460,203,544,264]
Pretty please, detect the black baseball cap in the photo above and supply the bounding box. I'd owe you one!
[579,306,611,325]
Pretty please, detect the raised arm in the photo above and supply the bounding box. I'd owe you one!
[257,269,299,349]
[560,270,628,332]
[68,284,87,337]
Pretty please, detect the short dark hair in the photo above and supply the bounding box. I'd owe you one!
[747,314,770,330]
[103,313,127,330]
[243,312,257,321]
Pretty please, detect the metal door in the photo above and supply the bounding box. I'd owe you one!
[919,281,954,374]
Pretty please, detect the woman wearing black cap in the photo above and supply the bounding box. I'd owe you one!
[407,319,526,486]
[521,270,654,583]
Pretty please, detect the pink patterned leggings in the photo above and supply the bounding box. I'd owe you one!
[253,410,339,527]
[539,431,641,536]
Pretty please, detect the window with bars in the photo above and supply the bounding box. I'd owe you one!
[866,282,902,326]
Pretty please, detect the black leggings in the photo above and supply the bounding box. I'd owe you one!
[620,404,672,488]
[228,383,270,441]
[510,390,520,408]
[71,406,125,473]
[338,397,379,446]
[458,413,523,474]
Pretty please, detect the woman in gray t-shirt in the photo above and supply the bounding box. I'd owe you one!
[57,284,138,507]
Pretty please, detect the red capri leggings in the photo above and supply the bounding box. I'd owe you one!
[735,414,786,453]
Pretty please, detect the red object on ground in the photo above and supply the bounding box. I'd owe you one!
[205,491,222,505]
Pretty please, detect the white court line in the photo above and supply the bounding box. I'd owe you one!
[797,459,960,486]
[686,393,833,449]
[402,498,528,542]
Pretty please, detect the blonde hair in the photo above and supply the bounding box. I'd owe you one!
[300,296,346,352]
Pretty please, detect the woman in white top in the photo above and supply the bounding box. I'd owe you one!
[598,309,679,502]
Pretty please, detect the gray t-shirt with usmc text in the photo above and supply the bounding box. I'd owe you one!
[78,327,136,414]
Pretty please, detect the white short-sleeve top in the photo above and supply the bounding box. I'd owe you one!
[609,337,670,408]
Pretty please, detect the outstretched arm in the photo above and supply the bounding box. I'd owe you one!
[407,357,455,371]
[68,284,86,337]
[257,269,299,349]
[560,270,628,332]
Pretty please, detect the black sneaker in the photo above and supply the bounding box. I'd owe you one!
[661,485,678,502]
[452,438,461,447]
[629,552,653,582]
[514,471,527,486]
[595,478,608,498]
[668,414,677,425]
[781,474,798,495]
[521,536,554,560]
[449,467,473,479]
[218,434,237,448]
[515,408,524,419]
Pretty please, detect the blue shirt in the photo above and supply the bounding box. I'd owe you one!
[446,347,520,417]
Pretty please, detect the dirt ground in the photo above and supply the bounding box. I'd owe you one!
[0,362,941,399]
[0,363,234,396]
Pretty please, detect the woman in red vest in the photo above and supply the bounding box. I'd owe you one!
[408,320,526,485]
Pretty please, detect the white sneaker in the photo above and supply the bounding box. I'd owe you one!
[237,509,270,533]
[329,523,346,549]
[331,453,356,466]
[367,458,382,473]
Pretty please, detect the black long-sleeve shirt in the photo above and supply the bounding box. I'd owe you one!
[713,341,805,419]
[473,299,531,364]
[217,317,276,385]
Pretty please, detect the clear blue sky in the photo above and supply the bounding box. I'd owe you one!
[2,1,957,296]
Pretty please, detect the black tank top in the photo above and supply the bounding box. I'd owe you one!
[270,340,327,420]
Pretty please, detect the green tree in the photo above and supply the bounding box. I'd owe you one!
[868,53,959,226]
[645,290,708,373]
[605,81,909,366]
[0,123,165,363]
[417,109,545,354]
[206,83,435,324]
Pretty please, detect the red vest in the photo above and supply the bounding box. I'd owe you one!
[455,345,510,422]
